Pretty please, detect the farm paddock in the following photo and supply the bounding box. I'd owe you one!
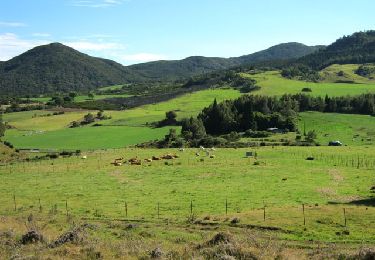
[0,146,374,258]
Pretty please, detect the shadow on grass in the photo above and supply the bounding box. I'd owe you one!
[328,197,375,207]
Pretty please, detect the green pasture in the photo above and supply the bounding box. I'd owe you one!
[320,64,375,84]
[24,93,132,103]
[4,89,241,150]
[0,146,374,242]
[243,70,375,96]
[300,112,375,146]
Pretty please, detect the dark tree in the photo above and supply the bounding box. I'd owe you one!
[0,113,5,138]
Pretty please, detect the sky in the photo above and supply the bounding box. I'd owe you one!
[0,0,374,65]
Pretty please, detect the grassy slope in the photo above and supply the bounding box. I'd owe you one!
[4,89,241,150]
[26,93,132,103]
[0,147,374,242]
[319,64,375,83]
[244,70,375,96]
[300,112,375,146]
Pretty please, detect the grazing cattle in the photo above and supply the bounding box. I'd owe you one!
[81,155,87,160]
[178,148,185,152]
[152,156,161,161]
[199,146,205,150]
[144,158,153,163]
[210,155,215,159]
[162,153,178,160]
[195,152,200,157]
[128,157,141,165]
[114,162,122,166]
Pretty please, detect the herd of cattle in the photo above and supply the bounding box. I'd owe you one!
[109,147,216,166]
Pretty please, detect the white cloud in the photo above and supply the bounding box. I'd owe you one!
[0,33,48,61]
[120,53,167,63]
[70,0,126,8]
[0,21,27,27]
[63,41,125,51]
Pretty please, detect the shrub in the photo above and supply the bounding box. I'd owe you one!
[244,130,271,138]
[301,87,312,92]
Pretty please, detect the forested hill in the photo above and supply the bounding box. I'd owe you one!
[129,43,322,81]
[297,31,375,69]
[0,42,321,96]
[0,43,143,96]
[235,42,324,64]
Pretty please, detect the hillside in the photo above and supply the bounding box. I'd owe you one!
[0,42,325,97]
[235,42,323,64]
[298,31,375,69]
[129,42,322,80]
[0,43,143,97]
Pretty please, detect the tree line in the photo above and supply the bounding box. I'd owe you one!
[169,93,375,147]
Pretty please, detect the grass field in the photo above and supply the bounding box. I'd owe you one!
[25,93,132,103]
[2,70,375,258]
[4,89,241,150]
[320,64,375,84]
[243,70,375,96]
[0,147,374,243]
[299,112,375,146]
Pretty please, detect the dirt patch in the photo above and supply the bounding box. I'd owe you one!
[328,169,344,182]
[317,187,337,198]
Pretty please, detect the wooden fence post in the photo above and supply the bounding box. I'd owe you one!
[125,202,128,218]
[157,202,160,219]
[302,204,306,226]
[263,201,266,221]
[13,194,16,211]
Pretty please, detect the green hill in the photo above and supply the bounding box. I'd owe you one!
[0,42,321,97]
[297,31,375,69]
[129,42,322,81]
[235,42,323,64]
[0,43,143,97]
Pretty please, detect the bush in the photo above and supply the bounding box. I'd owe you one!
[222,132,241,142]
[3,141,13,149]
[301,87,312,92]
[244,130,271,138]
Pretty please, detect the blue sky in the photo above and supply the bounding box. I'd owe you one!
[0,0,374,65]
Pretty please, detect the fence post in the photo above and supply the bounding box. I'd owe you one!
[190,200,193,215]
[302,204,306,226]
[343,208,347,227]
[125,202,128,218]
[13,194,16,211]
[225,198,228,215]
[65,199,68,216]
[39,198,42,213]
[263,201,266,221]
[157,202,160,219]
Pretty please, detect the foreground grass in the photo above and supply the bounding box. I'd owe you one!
[1,147,374,243]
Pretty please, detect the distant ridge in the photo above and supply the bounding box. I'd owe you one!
[129,42,322,80]
[0,41,322,96]
[297,31,375,69]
